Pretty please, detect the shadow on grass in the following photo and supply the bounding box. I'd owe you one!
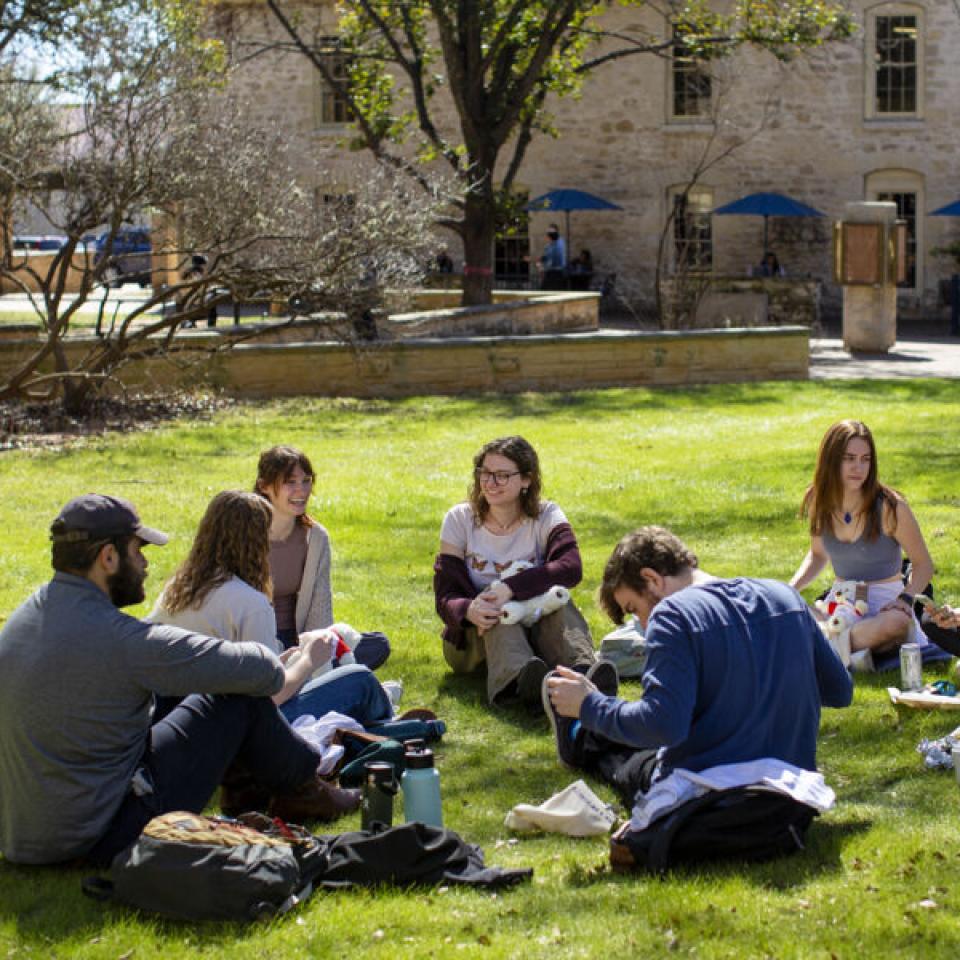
[561,816,872,890]
[436,669,558,734]
[0,859,259,945]
[239,380,960,434]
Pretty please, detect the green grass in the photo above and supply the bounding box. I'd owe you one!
[2,379,960,958]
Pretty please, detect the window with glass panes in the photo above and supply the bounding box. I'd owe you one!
[673,191,713,271]
[875,190,916,287]
[494,195,530,288]
[874,15,917,114]
[317,37,353,124]
[672,35,711,118]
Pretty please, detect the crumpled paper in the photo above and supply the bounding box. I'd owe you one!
[917,732,960,770]
[504,780,617,837]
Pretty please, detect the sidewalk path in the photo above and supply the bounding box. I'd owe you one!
[810,336,960,380]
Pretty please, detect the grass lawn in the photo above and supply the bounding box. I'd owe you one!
[1,379,960,958]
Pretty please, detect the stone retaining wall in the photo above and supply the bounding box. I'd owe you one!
[8,325,806,397]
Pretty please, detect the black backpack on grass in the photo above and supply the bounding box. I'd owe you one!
[613,785,818,875]
[84,813,532,922]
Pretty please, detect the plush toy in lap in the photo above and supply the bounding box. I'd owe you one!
[494,561,570,627]
[815,581,868,667]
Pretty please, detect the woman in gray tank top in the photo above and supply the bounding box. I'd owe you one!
[789,420,934,663]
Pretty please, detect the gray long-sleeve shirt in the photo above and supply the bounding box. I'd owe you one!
[0,573,284,864]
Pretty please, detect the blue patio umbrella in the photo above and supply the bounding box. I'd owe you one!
[526,188,623,253]
[712,191,825,254]
[930,200,960,217]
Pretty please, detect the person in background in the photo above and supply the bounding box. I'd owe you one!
[568,248,594,291]
[755,251,785,277]
[539,225,567,290]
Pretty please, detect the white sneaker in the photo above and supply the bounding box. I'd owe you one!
[382,680,404,710]
[849,649,875,673]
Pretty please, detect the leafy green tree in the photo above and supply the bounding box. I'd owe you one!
[265,0,853,305]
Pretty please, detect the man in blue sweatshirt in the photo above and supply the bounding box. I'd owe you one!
[544,526,853,801]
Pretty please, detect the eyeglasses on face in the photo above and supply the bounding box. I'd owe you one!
[475,469,520,487]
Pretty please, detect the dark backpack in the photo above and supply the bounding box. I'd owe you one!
[84,814,531,922]
[83,811,327,922]
[613,785,817,875]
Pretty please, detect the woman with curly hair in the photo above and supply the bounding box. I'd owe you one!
[151,490,394,726]
[434,435,597,707]
[789,419,936,664]
[254,445,390,670]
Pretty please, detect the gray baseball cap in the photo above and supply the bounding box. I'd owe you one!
[50,494,169,546]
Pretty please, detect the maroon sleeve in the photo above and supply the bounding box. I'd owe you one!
[501,522,583,600]
[433,552,481,647]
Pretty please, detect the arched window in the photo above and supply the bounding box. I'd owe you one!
[668,185,713,272]
[865,168,924,289]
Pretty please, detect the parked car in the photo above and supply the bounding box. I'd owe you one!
[94,227,152,287]
[12,235,68,251]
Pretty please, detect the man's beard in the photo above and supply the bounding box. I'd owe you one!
[107,552,146,607]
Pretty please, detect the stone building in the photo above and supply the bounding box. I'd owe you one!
[216,1,960,324]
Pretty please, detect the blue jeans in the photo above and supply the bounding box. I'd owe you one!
[84,694,321,866]
[279,664,393,728]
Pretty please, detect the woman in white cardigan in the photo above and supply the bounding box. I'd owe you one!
[255,445,390,669]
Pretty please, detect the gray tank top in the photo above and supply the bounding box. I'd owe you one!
[821,496,901,581]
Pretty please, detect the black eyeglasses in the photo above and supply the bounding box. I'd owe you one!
[475,469,520,487]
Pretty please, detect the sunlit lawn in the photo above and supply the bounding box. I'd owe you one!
[1,379,959,958]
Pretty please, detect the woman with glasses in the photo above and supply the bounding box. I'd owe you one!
[254,445,389,670]
[434,435,597,706]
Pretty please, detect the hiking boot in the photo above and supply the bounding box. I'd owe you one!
[516,656,549,705]
[586,659,619,697]
[269,774,362,824]
[541,669,583,770]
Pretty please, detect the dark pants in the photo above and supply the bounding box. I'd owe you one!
[84,694,321,866]
[579,731,660,808]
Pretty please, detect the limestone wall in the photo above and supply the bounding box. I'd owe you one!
[0,326,808,398]
[214,1,960,323]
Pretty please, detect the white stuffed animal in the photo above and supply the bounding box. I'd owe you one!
[500,586,570,627]
[815,583,868,668]
[492,560,571,627]
[815,580,868,621]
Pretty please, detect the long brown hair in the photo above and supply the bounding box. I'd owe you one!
[801,420,896,540]
[468,436,542,524]
[161,491,273,613]
[254,444,316,528]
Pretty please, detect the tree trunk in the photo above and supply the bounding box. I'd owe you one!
[460,188,496,307]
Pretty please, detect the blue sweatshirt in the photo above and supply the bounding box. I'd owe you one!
[579,578,853,775]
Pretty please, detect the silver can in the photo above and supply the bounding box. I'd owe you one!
[900,643,923,692]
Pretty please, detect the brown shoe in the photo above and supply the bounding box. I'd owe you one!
[269,774,362,823]
[399,707,438,721]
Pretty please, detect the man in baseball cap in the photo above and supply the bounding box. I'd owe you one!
[50,493,169,546]
[0,493,359,866]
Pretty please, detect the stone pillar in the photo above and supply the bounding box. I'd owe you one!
[841,202,897,353]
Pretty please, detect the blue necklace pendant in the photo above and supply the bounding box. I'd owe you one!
[843,511,852,524]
